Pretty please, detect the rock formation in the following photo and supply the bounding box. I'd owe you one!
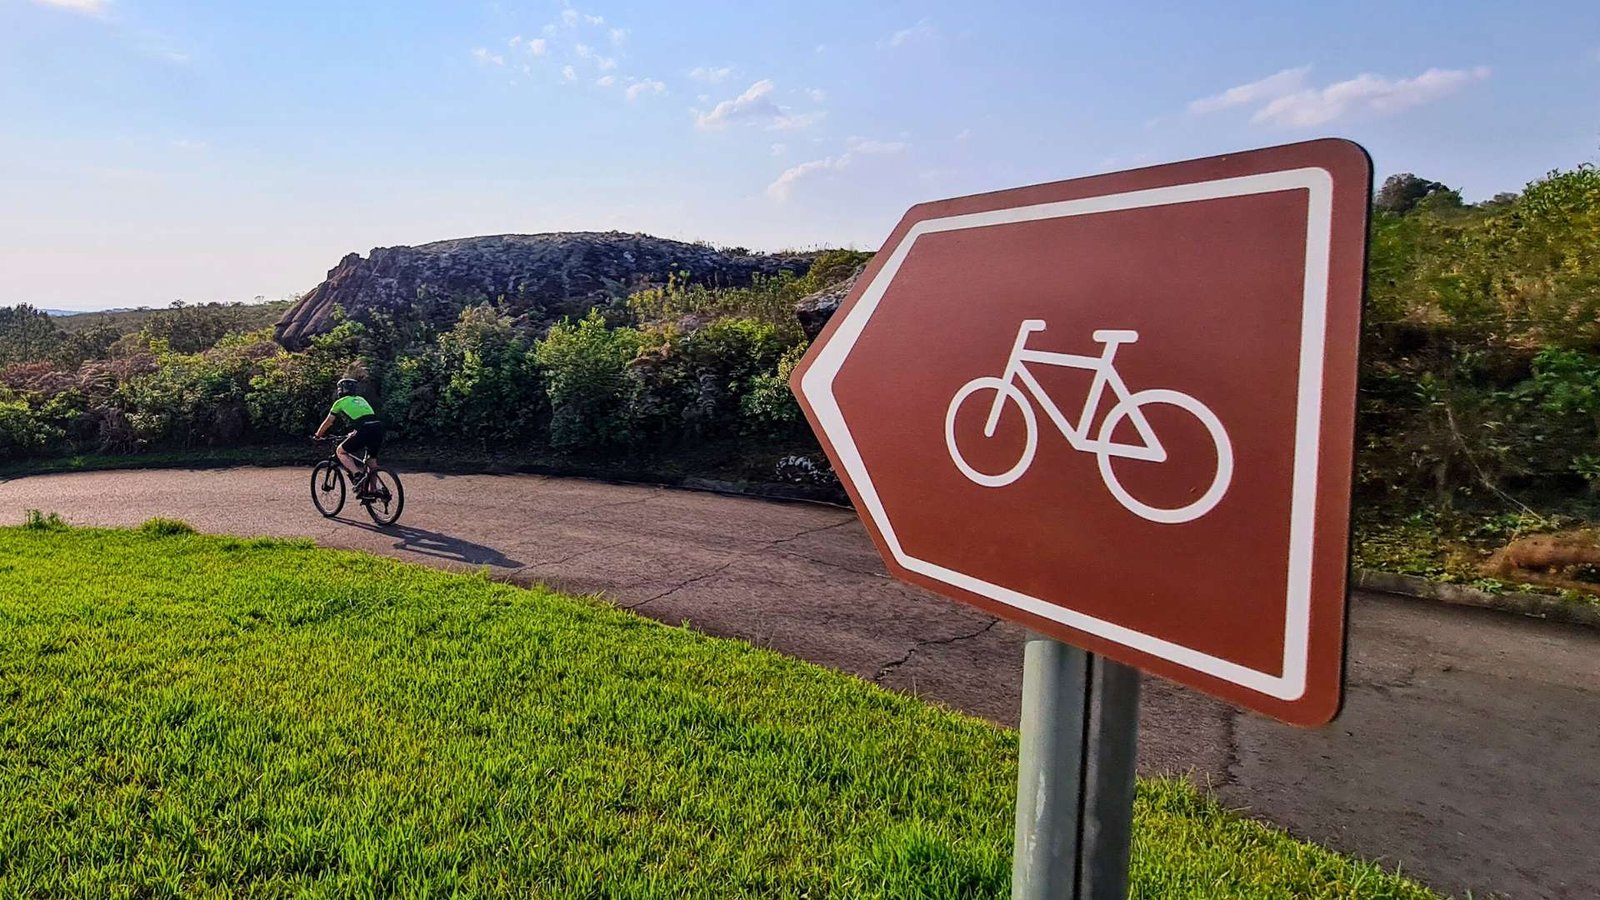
[794,263,867,341]
[274,232,809,349]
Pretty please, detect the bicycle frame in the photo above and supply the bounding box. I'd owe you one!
[983,320,1165,463]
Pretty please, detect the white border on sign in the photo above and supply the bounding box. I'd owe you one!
[801,167,1334,701]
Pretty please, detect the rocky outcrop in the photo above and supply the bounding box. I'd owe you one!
[794,263,867,341]
[274,232,809,350]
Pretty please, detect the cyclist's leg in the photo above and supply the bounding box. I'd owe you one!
[336,431,363,479]
[362,423,386,494]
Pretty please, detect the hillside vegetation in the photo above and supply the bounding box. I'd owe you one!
[1,164,1597,589]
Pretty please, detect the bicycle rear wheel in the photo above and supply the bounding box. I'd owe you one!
[362,468,405,526]
[310,461,346,517]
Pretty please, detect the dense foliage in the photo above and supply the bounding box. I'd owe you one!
[0,252,867,468]
[2,163,1597,517]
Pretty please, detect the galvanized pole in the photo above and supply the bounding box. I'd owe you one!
[1011,637,1141,900]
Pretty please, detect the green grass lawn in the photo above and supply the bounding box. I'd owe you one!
[0,520,1439,898]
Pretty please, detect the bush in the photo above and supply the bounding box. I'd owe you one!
[21,510,67,531]
[139,518,197,536]
[0,397,64,460]
[741,342,808,438]
[430,306,544,447]
[534,310,645,450]
[247,322,364,441]
[627,318,789,441]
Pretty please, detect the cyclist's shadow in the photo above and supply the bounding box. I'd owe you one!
[336,519,525,569]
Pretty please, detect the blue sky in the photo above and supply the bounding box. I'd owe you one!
[3,0,1597,310]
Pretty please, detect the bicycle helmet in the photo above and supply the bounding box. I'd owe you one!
[335,377,359,397]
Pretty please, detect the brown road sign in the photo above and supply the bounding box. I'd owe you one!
[791,139,1371,726]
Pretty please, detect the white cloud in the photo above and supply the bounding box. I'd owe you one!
[509,35,523,48]
[561,64,577,82]
[955,128,971,142]
[1188,65,1490,127]
[695,79,780,128]
[471,47,506,67]
[528,38,547,56]
[170,138,207,152]
[575,42,593,59]
[1257,66,1490,126]
[598,56,617,71]
[767,137,909,201]
[626,78,666,100]
[561,9,580,26]
[596,75,616,87]
[689,66,734,83]
[767,158,839,201]
[807,88,827,103]
[1187,66,1311,115]
[610,28,627,45]
[770,110,827,131]
[543,23,558,37]
[30,0,108,15]
[771,143,787,156]
[883,19,938,49]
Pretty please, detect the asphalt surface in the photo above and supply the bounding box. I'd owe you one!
[2,467,1597,899]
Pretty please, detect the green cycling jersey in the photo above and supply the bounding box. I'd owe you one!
[330,395,377,424]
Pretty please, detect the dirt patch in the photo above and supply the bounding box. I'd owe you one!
[1484,530,1600,596]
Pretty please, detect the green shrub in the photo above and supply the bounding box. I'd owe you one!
[247,322,364,440]
[139,518,197,536]
[0,396,65,460]
[21,510,67,531]
[430,306,544,446]
[534,310,645,450]
[640,317,788,440]
[741,342,809,438]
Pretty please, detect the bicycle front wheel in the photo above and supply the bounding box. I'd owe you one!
[945,376,1038,488]
[363,468,405,526]
[310,461,346,518]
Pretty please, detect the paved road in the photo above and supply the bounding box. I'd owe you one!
[2,467,1597,899]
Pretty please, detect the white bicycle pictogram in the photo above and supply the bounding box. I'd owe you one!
[944,319,1234,524]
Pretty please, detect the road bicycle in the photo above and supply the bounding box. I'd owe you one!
[310,438,405,526]
[944,319,1233,524]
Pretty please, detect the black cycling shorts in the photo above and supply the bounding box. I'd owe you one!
[341,420,386,457]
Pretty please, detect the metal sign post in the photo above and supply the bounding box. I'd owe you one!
[1012,636,1141,900]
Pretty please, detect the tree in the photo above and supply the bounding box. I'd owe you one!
[0,305,63,366]
[1375,173,1460,215]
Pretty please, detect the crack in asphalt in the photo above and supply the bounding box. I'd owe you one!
[1219,708,1242,790]
[539,495,657,527]
[872,618,1000,683]
[618,517,862,613]
[773,548,889,579]
[622,556,744,610]
[769,517,856,546]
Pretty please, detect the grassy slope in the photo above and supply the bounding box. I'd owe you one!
[0,525,1438,898]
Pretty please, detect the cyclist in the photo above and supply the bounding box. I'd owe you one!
[313,378,386,497]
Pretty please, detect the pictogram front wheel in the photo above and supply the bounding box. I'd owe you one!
[1095,389,1233,524]
[945,376,1039,488]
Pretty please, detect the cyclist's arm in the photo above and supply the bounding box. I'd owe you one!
[313,413,338,439]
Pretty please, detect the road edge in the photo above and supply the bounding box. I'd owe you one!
[1352,568,1600,629]
[8,459,1595,628]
